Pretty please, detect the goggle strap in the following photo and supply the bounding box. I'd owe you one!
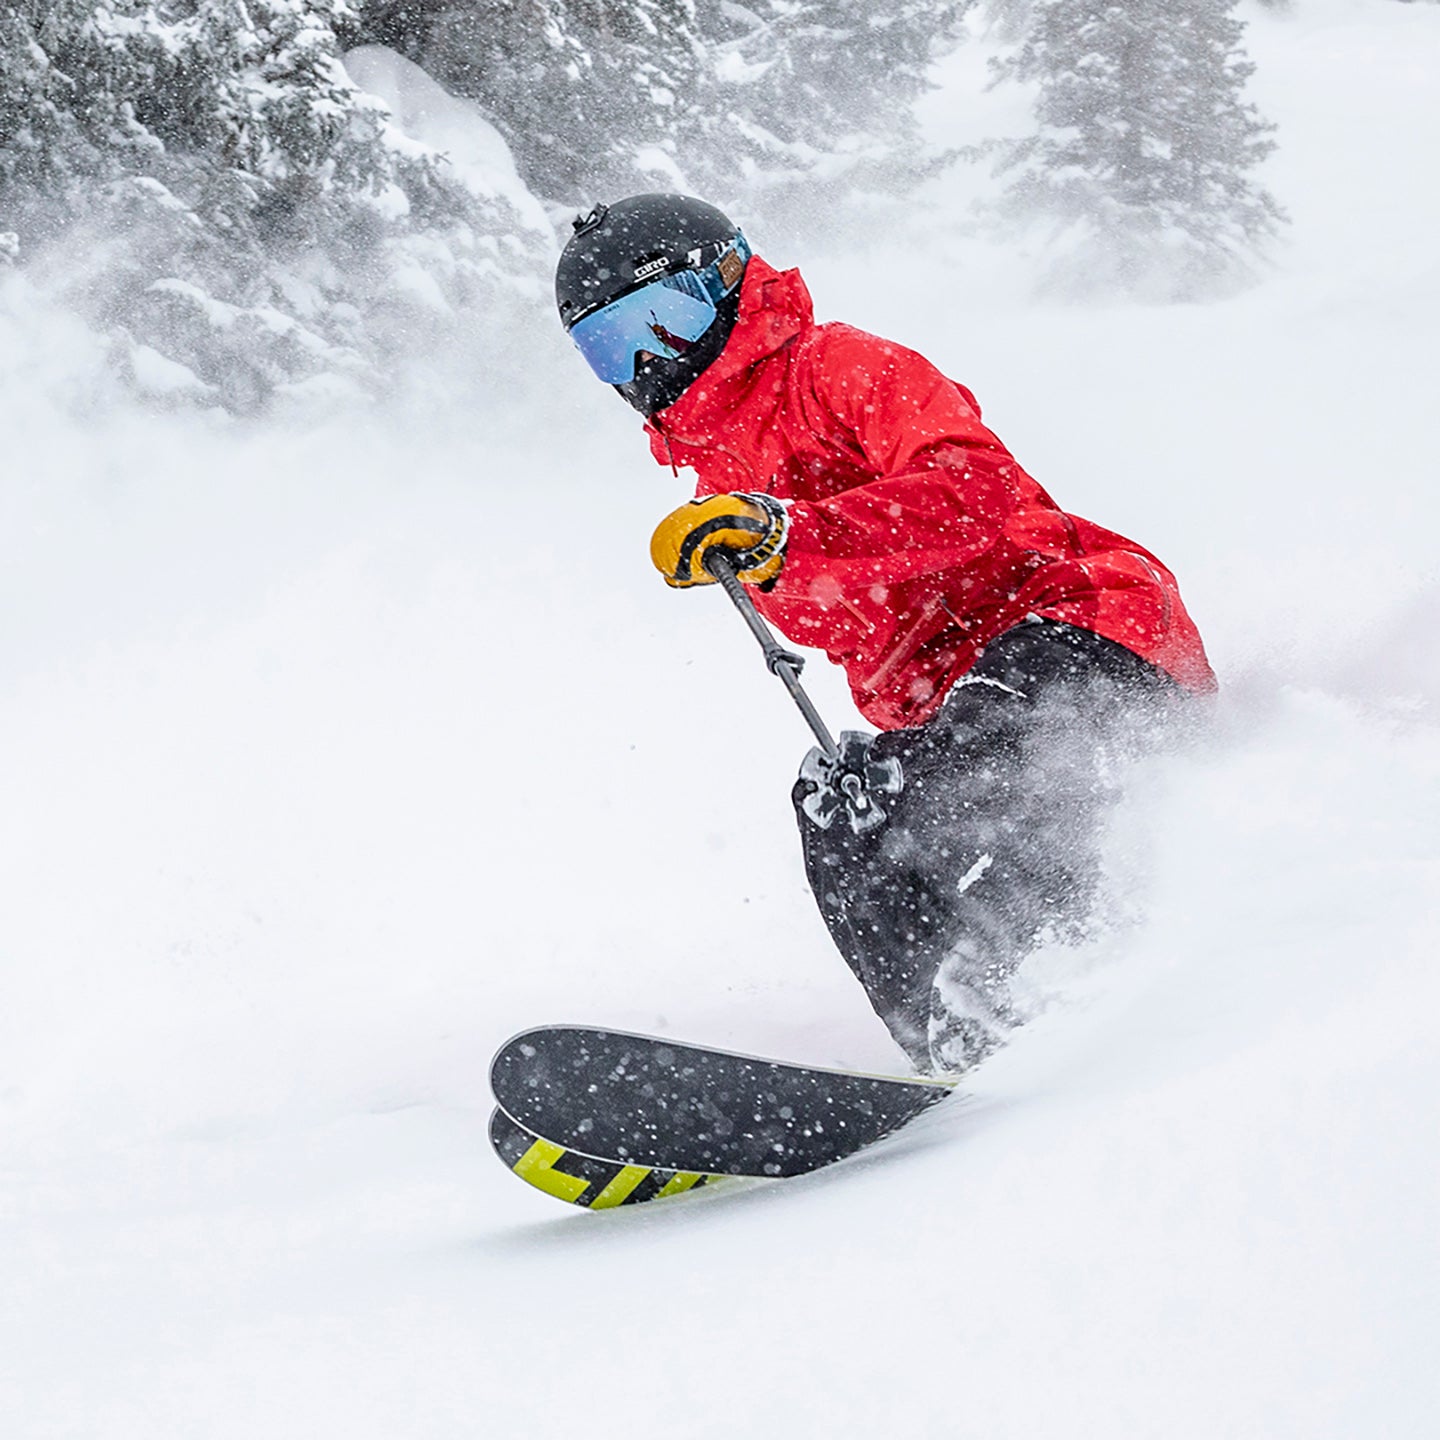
[689,232,751,306]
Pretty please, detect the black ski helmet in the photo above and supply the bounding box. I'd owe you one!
[555,193,749,417]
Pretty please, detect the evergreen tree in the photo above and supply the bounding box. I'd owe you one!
[978,0,1035,41]
[990,0,1285,297]
[365,1,968,212]
[694,1,967,214]
[403,0,707,203]
[0,1,111,222]
[0,1,546,409]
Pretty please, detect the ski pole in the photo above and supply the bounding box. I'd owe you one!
[705,553,842,762]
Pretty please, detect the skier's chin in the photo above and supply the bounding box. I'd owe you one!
[616,360,691,417]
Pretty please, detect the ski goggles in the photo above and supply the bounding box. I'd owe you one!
[568,233,751,384]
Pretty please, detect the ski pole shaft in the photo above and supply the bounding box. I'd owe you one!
[706,554,841,761]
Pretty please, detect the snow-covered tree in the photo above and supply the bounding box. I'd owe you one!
[979,0,1035,41]
[989,0,1285,297]
[0,2,104,218]
[368,0,706,203]
[694,1,968,215]
[0,1,547,409]
[365,1,969,214]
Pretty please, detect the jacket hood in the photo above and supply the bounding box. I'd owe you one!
[645,255,813,450]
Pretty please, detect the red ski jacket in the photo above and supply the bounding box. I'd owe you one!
[647,257,1216,731]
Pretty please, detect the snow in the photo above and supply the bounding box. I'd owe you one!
[2,1,1438,1434]
[343,45,553,237]
[121,339,218,401]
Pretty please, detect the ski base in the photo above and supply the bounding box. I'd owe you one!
[489,1107,723,1210]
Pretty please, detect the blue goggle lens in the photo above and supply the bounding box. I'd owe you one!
[570,277,716,384]
[569,236,749,384]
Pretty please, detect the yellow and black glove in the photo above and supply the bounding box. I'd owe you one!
[649,492,788,589]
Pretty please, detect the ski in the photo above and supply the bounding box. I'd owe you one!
[488,1106,724,1210]
[489,1026,956,1203]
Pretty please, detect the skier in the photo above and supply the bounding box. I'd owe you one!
[555,193,1215,1074]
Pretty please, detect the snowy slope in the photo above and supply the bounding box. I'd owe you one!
[3,2,1438,1434]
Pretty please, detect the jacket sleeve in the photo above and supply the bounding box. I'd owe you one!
[764,327,1028,626]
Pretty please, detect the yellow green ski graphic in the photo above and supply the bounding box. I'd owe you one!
[489,1108,719,1210]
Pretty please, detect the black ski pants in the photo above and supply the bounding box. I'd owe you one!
[793,620,1183,1073]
